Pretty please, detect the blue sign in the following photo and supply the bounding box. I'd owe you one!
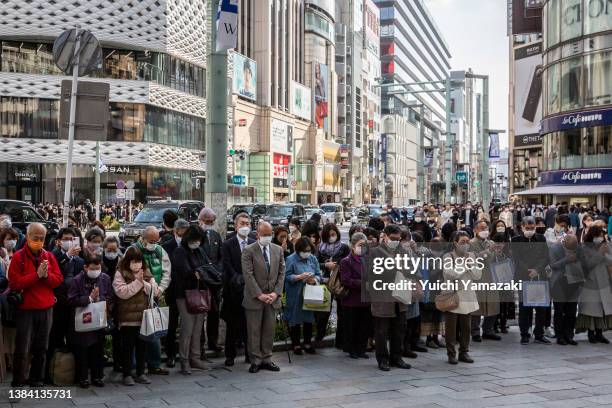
[456,171,468,184]
[541,107,612,135]
[231,175,246,185]
[539,168,612,186]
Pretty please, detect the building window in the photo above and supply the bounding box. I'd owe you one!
[584,125,612,167]
[546,0,561,48]
[560,0,583,43]
[560,57,583,111]
[585,51,612,107]
[0,97,59,139]
[0,42,61,75]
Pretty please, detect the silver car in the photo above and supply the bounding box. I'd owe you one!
[320,203,344,224]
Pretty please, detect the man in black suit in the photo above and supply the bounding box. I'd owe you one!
[221,212,255,366]
[161,218,189,368]
[460,202,477,230]
[198,208,224,353]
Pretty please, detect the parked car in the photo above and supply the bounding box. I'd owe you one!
[305,207,330,226]
[226,203,267,231]
[320,203,344,224]
[0,199,59,249]
[261,203,306,227]
[352,204,383,226]
[119,199,204,247]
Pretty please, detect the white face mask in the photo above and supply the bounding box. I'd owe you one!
[188,241,201,250]
[238,226,251,238]
[593,237,604,244]
[299,251,311,260]
[496,227,506,233]
[414,217,422,223]
[0,219,11,229]
[175,236,182,246]
[105,251,119,260]
[4,240,17,250]
[478,231,489,240]
[524,230,536,238]
[328,236,337,244]
[145,243,157,251]
[259,236,272,246]
[456,243,470,254]
[201,223,214,231]
[87,268,102,279]
[289,226,297,233]
[354,246,363,256]
[61,240,73,251]
[386,240,400,250]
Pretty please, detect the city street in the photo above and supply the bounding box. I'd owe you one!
[2,330,612,408]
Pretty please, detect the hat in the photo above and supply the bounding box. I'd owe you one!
[174,219,190,230]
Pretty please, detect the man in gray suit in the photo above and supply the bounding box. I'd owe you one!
[242,221,285,373]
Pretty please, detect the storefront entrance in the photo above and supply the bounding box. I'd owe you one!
[0,163,42,203]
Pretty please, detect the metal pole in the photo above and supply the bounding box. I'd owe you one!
[62,26,81,228]
[481,76,490,212]
[418,105,425,204]
[288,143,294,202]
[444,76,453,203]
[206,0,228,236]
[95,141,100,221]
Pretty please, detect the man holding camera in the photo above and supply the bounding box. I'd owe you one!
[8,223,63,387]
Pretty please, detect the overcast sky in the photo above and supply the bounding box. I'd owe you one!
[424,0,509,146]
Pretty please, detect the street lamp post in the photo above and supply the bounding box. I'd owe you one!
[288,137,306,202]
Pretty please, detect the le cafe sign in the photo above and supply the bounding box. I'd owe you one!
[540,168,611,186]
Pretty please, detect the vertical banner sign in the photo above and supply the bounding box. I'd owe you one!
[340,144,350,170]
[423,148,434,167]
[489,132,500,160]
[216,0,239,52]
[380,134,387,177]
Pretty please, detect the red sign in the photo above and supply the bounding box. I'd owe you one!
[272,153,290,178]
[238,119,247,127]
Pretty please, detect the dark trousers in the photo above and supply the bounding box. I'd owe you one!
[73,338,105,382]
[545,304,552,328]
[444,312,470,357]
[335,304,346,349]
[13,308,53,385]
[289,323,313,348]
[518,302,546,338]
[45,303,70,381]
[403,315,421,351]
[374,311,406,364]
[111,327,122,372]
[314,311,331,342]
[204,289,220,350]
[120,326,146,377]
[224,308,248,360]
[164,295,179,360]
[553,301,577,341]
[470,315,496,336]
[344,306,371,355]
[498,302,515,330]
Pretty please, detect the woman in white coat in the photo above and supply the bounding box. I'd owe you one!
[443,230,482,365]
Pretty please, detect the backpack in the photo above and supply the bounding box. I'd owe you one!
[326,265,348,299]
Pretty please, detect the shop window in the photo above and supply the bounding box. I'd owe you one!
[585,51,612,107]
[584,125,612,167]
[560,128,582,168]
[560,57,583,111]
[546,63,561,115]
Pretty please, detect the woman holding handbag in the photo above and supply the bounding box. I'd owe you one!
[113,247,158,386]
[284,237,321,355]
[442,231,482,365]
[170,225,209,374]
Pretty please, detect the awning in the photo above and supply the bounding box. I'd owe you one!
[514,185,612,195]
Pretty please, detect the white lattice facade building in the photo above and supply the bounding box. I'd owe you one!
[0,0,208,203]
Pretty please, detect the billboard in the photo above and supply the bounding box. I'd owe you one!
[232,52,257,101]
[509,0,543,35]
[514,41,542,137]
[313,62,329,131]
[489,132,501,160]
[423,147,434,167]
[290,81,312,121]
[270,119,292,154]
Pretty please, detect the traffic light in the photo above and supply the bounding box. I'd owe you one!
[228,149,247,160]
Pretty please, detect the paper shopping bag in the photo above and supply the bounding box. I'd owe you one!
[392,272,412,305]
[75,301,107,332]
[303,284,325,305]
[522,281,550,307]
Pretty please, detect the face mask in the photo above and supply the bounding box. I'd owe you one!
[401,242,412,251]
[259,236,272,246]
[478,231,489,240]
[60,240,73,251]
[289,226,297,233]
[28,239,44,252]
[175,236,182,246]
[466,206,472,210]
[414,217,422,223]
[496,227,506,233]
[524,230,536,238]
[299,251,311,259]
[238,227,251,238]
[4,240,17,250]
[87,268,102,279]
[328,236,337,244]
[105,251,119,260]
[89,242,102,251]
[354,246,363,256]
[593,237,604,244]
[456,243,470,253]
[188,241,201,250]
[130,262,142,273]
[0,219,12,229]
[201,224,214,231]
[145,243,157,251]
[386,240,400,250]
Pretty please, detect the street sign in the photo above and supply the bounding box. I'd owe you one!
[126,180,135,189]
[291,180,297,187]
[125,189,135,200]
[116,180,126,189]
[456,171,468,184]
[59,80,110,141]
[116,189,126,199]
[53,29,103,76]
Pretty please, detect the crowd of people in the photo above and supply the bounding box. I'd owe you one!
[32,201,143,228]
[0,200,610,387]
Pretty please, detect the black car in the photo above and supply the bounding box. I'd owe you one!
[352,204,384,226]
[0,200,59,248]
[119,199,204,247]
[226,203,268,231]
[260,203,306,228]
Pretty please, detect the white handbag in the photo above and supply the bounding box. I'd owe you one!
[303,284,325,305]
[139,290,169,342]
[75,301,107,332]
[392,272,412,305]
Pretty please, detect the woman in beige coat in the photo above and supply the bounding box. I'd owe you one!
[443,231,482,365]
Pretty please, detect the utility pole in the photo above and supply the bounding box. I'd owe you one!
[206,0,229,236]
[444,76,453,204]
[62,26,81,228]
[481,76,490,212]
[95,141,100,221]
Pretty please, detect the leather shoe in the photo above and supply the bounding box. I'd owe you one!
[566,339,578,346]
[28,380,45,387]
[357,353,369,359]
[556,338,568,345]
[260,362,280,372]
[472,335,482,342]
[225,358,235,367]
[458,353,474,363]
[482,334,502,341]
[248,364,260,373]
[402,350,418,359]
[349,353,360,359]
[378,361,390,371]
[412,344,428,352]
[390,359,411,369]
[448,356,458,365]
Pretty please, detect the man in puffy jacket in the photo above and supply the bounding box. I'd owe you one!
[8,223,63,387]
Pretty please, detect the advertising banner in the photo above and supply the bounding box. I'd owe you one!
[514,41,542,138]
[270,119,292,154]
[290,81,312,121]
[216,0,239,51]
[232,52,257,101]
[340,144,350,170]
[423,147,434,167]
[514,133,543,148]
[313,62,329,131]
[489,132,501,160]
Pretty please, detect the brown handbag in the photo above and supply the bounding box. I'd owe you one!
[435,290,459,312]
[185,276,211,314]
